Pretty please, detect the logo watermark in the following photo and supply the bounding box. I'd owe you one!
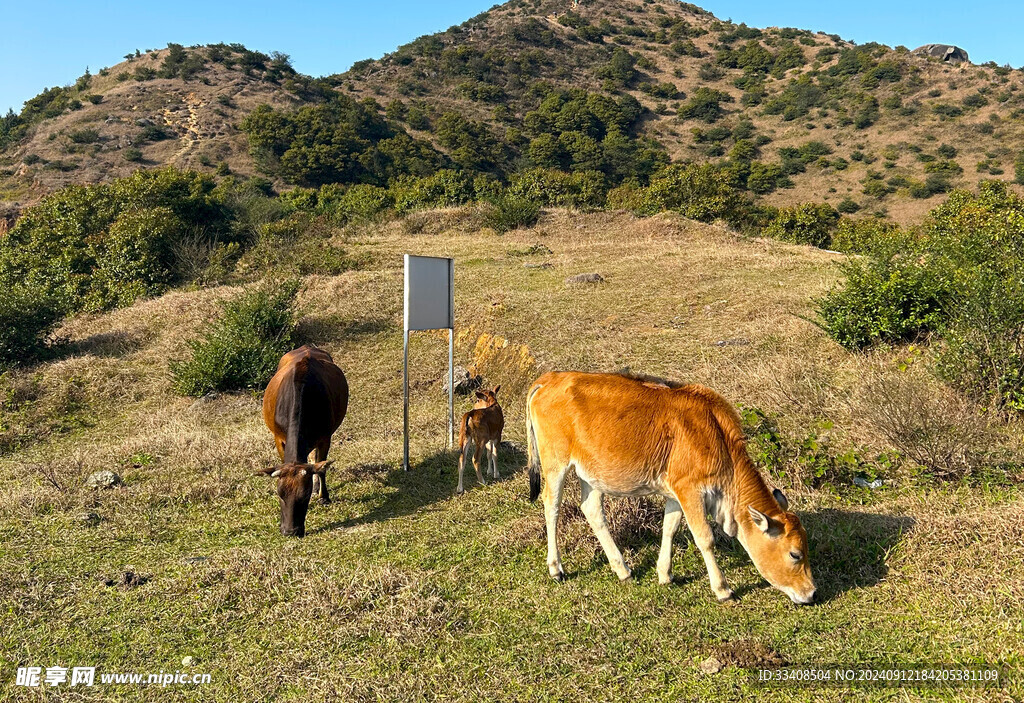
[14,664,210,688]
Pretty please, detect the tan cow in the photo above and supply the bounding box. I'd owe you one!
[457,386,504,494]
[526,371,816,605]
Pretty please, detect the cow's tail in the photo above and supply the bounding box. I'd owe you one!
[526,384,543,502]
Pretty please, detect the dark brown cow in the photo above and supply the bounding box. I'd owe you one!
[258,345,349,537]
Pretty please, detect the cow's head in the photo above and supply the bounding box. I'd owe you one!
[473,385,501,409]
[740,489,816,605]
[256,461,331,537]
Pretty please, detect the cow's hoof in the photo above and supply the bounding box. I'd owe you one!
[716,590,738,603]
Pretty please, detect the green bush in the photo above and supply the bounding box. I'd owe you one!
[0,287,64,370]
[507,168,607,209]
[638,163,745,222]
[483,194,541,233]
[171,282,299,396]
[0,168,233,313]
[763,202,839,248]
[816,253,948,349]
[677,87,733,122]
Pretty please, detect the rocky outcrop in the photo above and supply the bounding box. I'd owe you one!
[912,44,969,63]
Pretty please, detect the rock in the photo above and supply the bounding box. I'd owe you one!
[912,44,969,63]
[565,273,605,285]
[444,366,481,395]
[181,656,194,667]
[713,338,751,347]
[85,470,121,490]
[134,118,155,127]
[183,556,208,564]
[853,477,884,489]
[699,656,724,674]
[523,262,552,269]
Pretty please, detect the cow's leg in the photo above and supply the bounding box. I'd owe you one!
[472,441,487,486]
[457,440,472,494]
[489,438,500,479]
[579,478,631,581]
[679,492,734,601]
[657,497,683,585]
[314,439,331,504]
[275,437,286,461]
[542,463,569,580]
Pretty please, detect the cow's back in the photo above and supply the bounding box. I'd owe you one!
[528,371,735,494]
[263,346,349,445]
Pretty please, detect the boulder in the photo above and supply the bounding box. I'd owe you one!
[85,470,122,490]
[444,366,482,395]
[565,272,605,285]
[912,44,969,63]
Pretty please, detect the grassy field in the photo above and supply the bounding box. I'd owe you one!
[1,208,1021,701]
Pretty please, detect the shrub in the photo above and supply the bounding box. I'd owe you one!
[122,147,143,162]
[0,168,233,313]
[836,198,860,214]
[640,163,744,222]
[830,218,904,254]
[816,253,948,349]
[483,194,541,233]
[677,88,733,122]
[68,129,100,144]
[171,282,299,396]
[0,287,64,370]
[763,203,839,248]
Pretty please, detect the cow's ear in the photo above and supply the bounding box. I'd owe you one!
[772,488,789,511]
[475,391,487,400]
[256,466,281,477]
[312,460,333,475]
[493,385,501,395]
[748,506,772,534]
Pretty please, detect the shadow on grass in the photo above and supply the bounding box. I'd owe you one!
[573,506,913,602]
[65,330,144,359]
[296,316,395,346]
[803,508,915,603]
[312,442,527,533]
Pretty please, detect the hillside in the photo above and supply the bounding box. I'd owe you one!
[3,0,1024,224]
[2,208,1022,699]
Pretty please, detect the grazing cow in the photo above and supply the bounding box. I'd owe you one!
[526,371,816,605]
[258,345,349,537]
[457,386,504,494]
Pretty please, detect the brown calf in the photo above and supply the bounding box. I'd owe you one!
[457,386,504,494]
[526,371,816,604]
[258,345,349,537]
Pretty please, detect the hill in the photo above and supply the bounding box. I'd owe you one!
[2,208,1022,698]
[3,0,1024,224]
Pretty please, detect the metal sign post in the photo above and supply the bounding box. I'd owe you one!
[403,255,454,471]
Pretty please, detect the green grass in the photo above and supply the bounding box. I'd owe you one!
[1,209,1021,700]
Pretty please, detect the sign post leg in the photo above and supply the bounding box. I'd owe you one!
[403,327,410,471]
[448,328,454,450]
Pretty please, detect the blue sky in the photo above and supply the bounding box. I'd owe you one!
[4,0,1023,115]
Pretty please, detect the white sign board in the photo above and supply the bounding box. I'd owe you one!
[403,255,455,471]
[405,255,454,331]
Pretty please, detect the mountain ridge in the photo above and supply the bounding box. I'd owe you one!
[2,0,1023,224]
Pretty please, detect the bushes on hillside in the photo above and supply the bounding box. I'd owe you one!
[171,282,298,396]
[763,203,839,248]
[0,168,233,313]
[818,182,1024,410]
[483,194,541,233]
[0,287,64,371]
